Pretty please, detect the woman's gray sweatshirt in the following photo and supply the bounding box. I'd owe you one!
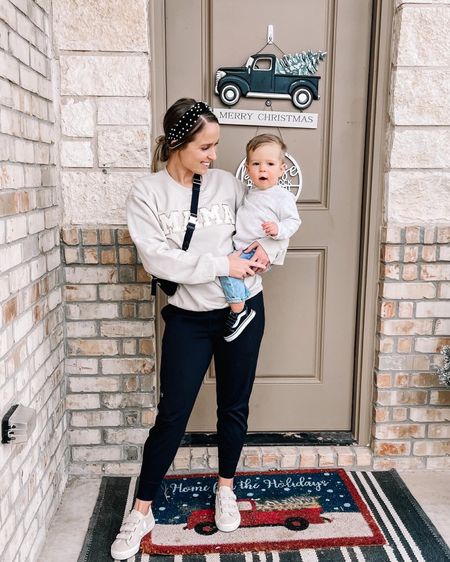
[127,168,283,311]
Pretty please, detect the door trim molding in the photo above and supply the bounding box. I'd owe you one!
[148,0,393,444]
[148,0,168,386]
[149,0,166,142]
[352,0,393,444]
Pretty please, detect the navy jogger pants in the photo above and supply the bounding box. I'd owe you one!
[136,291,265,501]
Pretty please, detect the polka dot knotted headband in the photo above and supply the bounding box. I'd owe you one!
[167,102,213,147]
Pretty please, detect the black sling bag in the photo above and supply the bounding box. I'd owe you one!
[151,173,201,296]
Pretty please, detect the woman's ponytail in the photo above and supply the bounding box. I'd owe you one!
[151,135,169,172]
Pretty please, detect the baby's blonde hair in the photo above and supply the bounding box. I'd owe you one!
[245,134,287,163]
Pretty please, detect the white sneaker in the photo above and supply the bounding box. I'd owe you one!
[215,486,241,532]
[110,508,155,560]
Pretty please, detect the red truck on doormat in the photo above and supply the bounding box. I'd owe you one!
[185,497,329,535]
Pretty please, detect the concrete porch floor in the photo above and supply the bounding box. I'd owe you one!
[38,470,450,562]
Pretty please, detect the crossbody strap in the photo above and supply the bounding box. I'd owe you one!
[181,173,201,251]
[150,173,202,296]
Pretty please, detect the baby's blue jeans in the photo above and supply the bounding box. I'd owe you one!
[219,250,255,304]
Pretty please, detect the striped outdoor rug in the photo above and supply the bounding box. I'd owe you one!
[78,470,450,562]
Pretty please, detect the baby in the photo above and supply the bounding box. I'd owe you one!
[220,134,301,342]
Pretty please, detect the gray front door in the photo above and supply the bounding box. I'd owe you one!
[154,0,373,431]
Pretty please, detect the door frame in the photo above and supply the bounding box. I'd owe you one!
[148,0,393,445]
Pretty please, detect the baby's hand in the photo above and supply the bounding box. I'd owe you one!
[262,221,278,237]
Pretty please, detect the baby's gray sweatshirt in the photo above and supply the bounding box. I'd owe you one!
[233,185,301,265]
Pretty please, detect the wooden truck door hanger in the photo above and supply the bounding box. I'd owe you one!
[214,40,326,111]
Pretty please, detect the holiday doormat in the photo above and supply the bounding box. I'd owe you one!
[78,469,450,562]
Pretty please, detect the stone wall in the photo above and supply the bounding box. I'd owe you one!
[372,1,450,469]
[52,0,150,226]
[0,1,67,561]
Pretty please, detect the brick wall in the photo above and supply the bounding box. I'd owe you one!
[373,226,450,469]
[61,221,450,475]
[61,226,157,475]
[60,229,378,476]
[0,1,67,561]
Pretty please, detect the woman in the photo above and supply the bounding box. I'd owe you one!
[111,98,272,560]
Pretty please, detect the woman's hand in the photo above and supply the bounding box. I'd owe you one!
[228,249,267,279]
[244,241,270,273]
